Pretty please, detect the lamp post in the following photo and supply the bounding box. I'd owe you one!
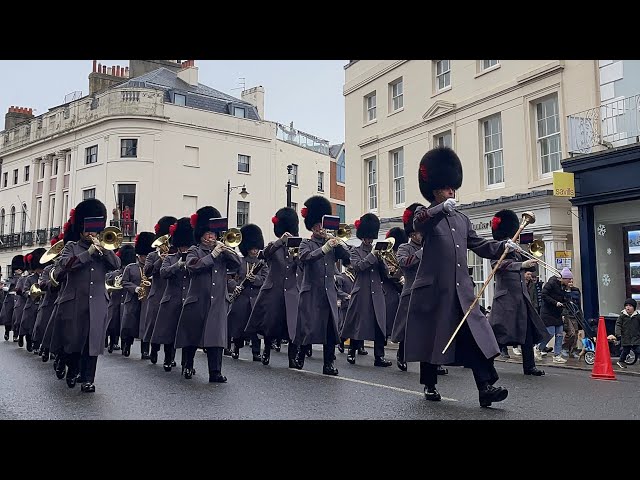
[286,164,293,208]
[226,180,249,224]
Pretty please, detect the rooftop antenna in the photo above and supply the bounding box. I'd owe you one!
[230,77,246,92]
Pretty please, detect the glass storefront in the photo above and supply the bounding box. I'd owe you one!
[594,198,640,316]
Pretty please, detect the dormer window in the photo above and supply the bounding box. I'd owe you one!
[174,93,186,106]
[233,106,246,118]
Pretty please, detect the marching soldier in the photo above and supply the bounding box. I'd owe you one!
[151,217,194,371]
[120,232,155,358]
[488,209,549,376]
[174,206,241,382]
[12,256,30,346]
[105,244,135,353]
[335,256,354,354]
[19,247,48,352]
[145,216,177,364]
[405,147,515,407]
[1,255,24,341]
[56,198,121,392]
[245,207,301,367]
[227,223,267,361]
[293,195,350,374]
[341,213,392,367]
[383,227,406,340]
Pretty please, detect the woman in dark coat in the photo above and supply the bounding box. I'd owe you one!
[174,206,241,382]
[120,232,155,358]
[383,227,406,338]
[106,244,135,353]
[1,255,24,341]
[55,198,121,392]
[33,235,64,356]
[145,215,177,364]
[487,209,550,376]
[151,217,194,371]
[245,207,301,367]
[227,223,267,361]
[539,268,573,362]
[19,248,49,352]
[341,213,391,367]
[405,147,512,407]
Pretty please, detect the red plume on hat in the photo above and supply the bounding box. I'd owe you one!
[154,223,160,234]
[419,164,428,182]
[69,209,76,224]
[402,208,412,225]
[271,216,278,225]
[169,223,177,236]
[300,207,308,218]
[134,233,140,245]
[116,250,121,257]
[190,213,198,228]
[26,254,32,263]
[354,219,361,230]
[50,237,58,246]
[385,230,391,238]
[491,216,502,231]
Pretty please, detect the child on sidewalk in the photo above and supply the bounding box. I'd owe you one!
[608,298,640,369]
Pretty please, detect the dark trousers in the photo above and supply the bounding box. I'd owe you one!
[183,346,198,369]
[349,323,386,358]
[109,334,119,347]
[264,336,298,361]
[68,337,98,383]
[4,325,10,337]
[123,336,134,348]
[301,312,336,365]
[141,341,150,355]
[206,347,223,374]
[397,341,405,362]
[419,322,498,391]
[521,316,536,372]
[163,343,175,364]
[234,334,260,355]
[620,345,640,363]
[151,342,160,353]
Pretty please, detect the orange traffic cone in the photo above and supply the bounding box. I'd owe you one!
[591,316,616,380]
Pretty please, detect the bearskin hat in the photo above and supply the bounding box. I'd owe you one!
[191,206,221,242]
[63,212,81,243]
[30,248,47,269]
[355,213,380,240]
[302,196,332,232]
[134,232,155,256]
[72,198,107,235]
[169,217,194,248]
[386,227,408,251]
[418,147,463,202]
[402,202,423,236]
[154,216,178,239]
[118,244,137,266]
[11,255,24,273]
[272,207,299,237]
[239,224,264,257]
[491,209,520,241]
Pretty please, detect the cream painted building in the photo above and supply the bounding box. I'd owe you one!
[344,60,599,305]
[0,60,332,274]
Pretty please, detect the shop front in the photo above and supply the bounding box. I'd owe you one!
[563,144,640,328]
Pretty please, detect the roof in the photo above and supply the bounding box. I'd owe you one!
[115,67,261,120]
[329,143,344,158]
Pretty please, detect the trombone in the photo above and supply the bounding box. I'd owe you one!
[513,239,562,277]
[216,228,242,255]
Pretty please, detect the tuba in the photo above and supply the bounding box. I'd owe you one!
[29,283,43,301]
[98,226,123,250]
[152,234,170,255]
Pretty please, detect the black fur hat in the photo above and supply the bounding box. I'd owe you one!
[135,232,155,256]
[11,255,24,273]
[272,207,299,237]
[355,213,380,240]
[491,209,520,241]
[30,248,47,269]
[302,196,332,232]
[191,206,221,242]
[402,202,423,236]
[418,147,463,202]
[239,224,264,257]
[170,217,194,248]
[154,216,178,239]
[118,244,137,266]
[386,227,408,251]
[62,213,81,243]
[71,198,107,235]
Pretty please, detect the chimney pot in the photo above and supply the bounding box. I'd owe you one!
[116,66,120,76]
[93,60,97,72]
[102,65,106,74]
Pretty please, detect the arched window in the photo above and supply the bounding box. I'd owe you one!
[0,208,5,235]
[20,203,27,233]
[9,206,16,234]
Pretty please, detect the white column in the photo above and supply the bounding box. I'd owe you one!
[53,151,66,227]
[542,234,568,282]
[38,155,53,230]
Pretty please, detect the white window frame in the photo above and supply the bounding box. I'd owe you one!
[434,130,452,148]
[366,157,377,211]
[481,60,499,71]
[391,148,405,207]
[24,165,29,182]
[365,92,377,123]
[290,164,298,185]
[85,145,98,165]
[435,60,451,92]
[13,169,18,185]
[237,154,250,173]
[120,139,138,158]
[233,106,246,118]
[174,93,186,106]
[482,114,505,188]
[83,188,96,200]
[317,171,324,192]
[337,151,346,183]
[237,201,250,227]
[390,78,403,112]
[535,95,562,177]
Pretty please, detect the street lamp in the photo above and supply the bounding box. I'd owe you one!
[286,164,293,208]
[226,180,249,222]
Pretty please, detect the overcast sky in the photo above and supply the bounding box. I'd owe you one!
[0,60,347,145]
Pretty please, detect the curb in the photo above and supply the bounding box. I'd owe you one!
[495,356,640,377]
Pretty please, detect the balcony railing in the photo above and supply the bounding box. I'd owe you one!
[110,220,138,239]
[567,93,640,155]
[275,123,330,155]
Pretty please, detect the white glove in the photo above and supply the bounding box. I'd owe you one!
[233,285,243,296]
[522,259,537,269]
[135,287,142,294]
[88,244,97,256]
[246,273,256,282]
[443,198,457,214]
[321,241,334,254]
[505,240,519,252]
[177,259,186,268]
[211,243,224,258]
[280,232,292,242]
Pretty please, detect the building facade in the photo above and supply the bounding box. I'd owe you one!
[0,60,332,274]
[329,142,346,222]
[343,60,599,305]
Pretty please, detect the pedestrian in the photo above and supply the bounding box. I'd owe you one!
[539,267,574,363]
[608,298,640,369]
[561,279,582,358]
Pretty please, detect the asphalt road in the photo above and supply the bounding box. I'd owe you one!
[1,340,638,420]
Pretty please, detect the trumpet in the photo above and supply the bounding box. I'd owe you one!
[29,283,43,301]
[152,234,170,255]
[325,223,351,247]
[98,226,123,250]
[213,228,242,255]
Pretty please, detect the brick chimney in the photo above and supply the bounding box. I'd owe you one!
[5,106,34,130]
[241,86,265,119]
[89,60,128,95]
[177,60,198,87]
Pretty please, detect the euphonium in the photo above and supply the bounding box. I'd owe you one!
[152,234,170,254]
[98,226,123,250]
[378,238,404,287]
[29,283,43,301]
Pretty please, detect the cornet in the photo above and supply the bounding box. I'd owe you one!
[98,226,123,250]
[325,223,351,247]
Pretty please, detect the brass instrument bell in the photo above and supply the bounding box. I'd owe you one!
[98,226,123,250]
[40,239,65,264]
[29,283,43,300]
[151,234,170,254]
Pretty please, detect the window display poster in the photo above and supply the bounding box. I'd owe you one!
[629,231,640,254]
[630,262,640,286]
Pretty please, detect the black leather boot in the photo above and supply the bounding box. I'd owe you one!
[274,340,281,352]
[183,368,193,379]
[18,336,24,348]
[322,362,338,376]
[66,369,78,388]
[209,372,227,383]
[437,365,448,375]
[294,348,305,370]
[123,341,131,357]
[424,386,441,401]
[262,347,271,366]
[252,351,262,362]
[347,347,356,365]
[524,367,545,376]
[374,356,392,367]
[306,347,312,358]
[81,382,96,393]
[231,344,240,360]
[478,384,509,408]
[357,346,368,356]
[149,348,158,364]
[396,352,407,371]
[337,341,345,354]
[42,349,50,363]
